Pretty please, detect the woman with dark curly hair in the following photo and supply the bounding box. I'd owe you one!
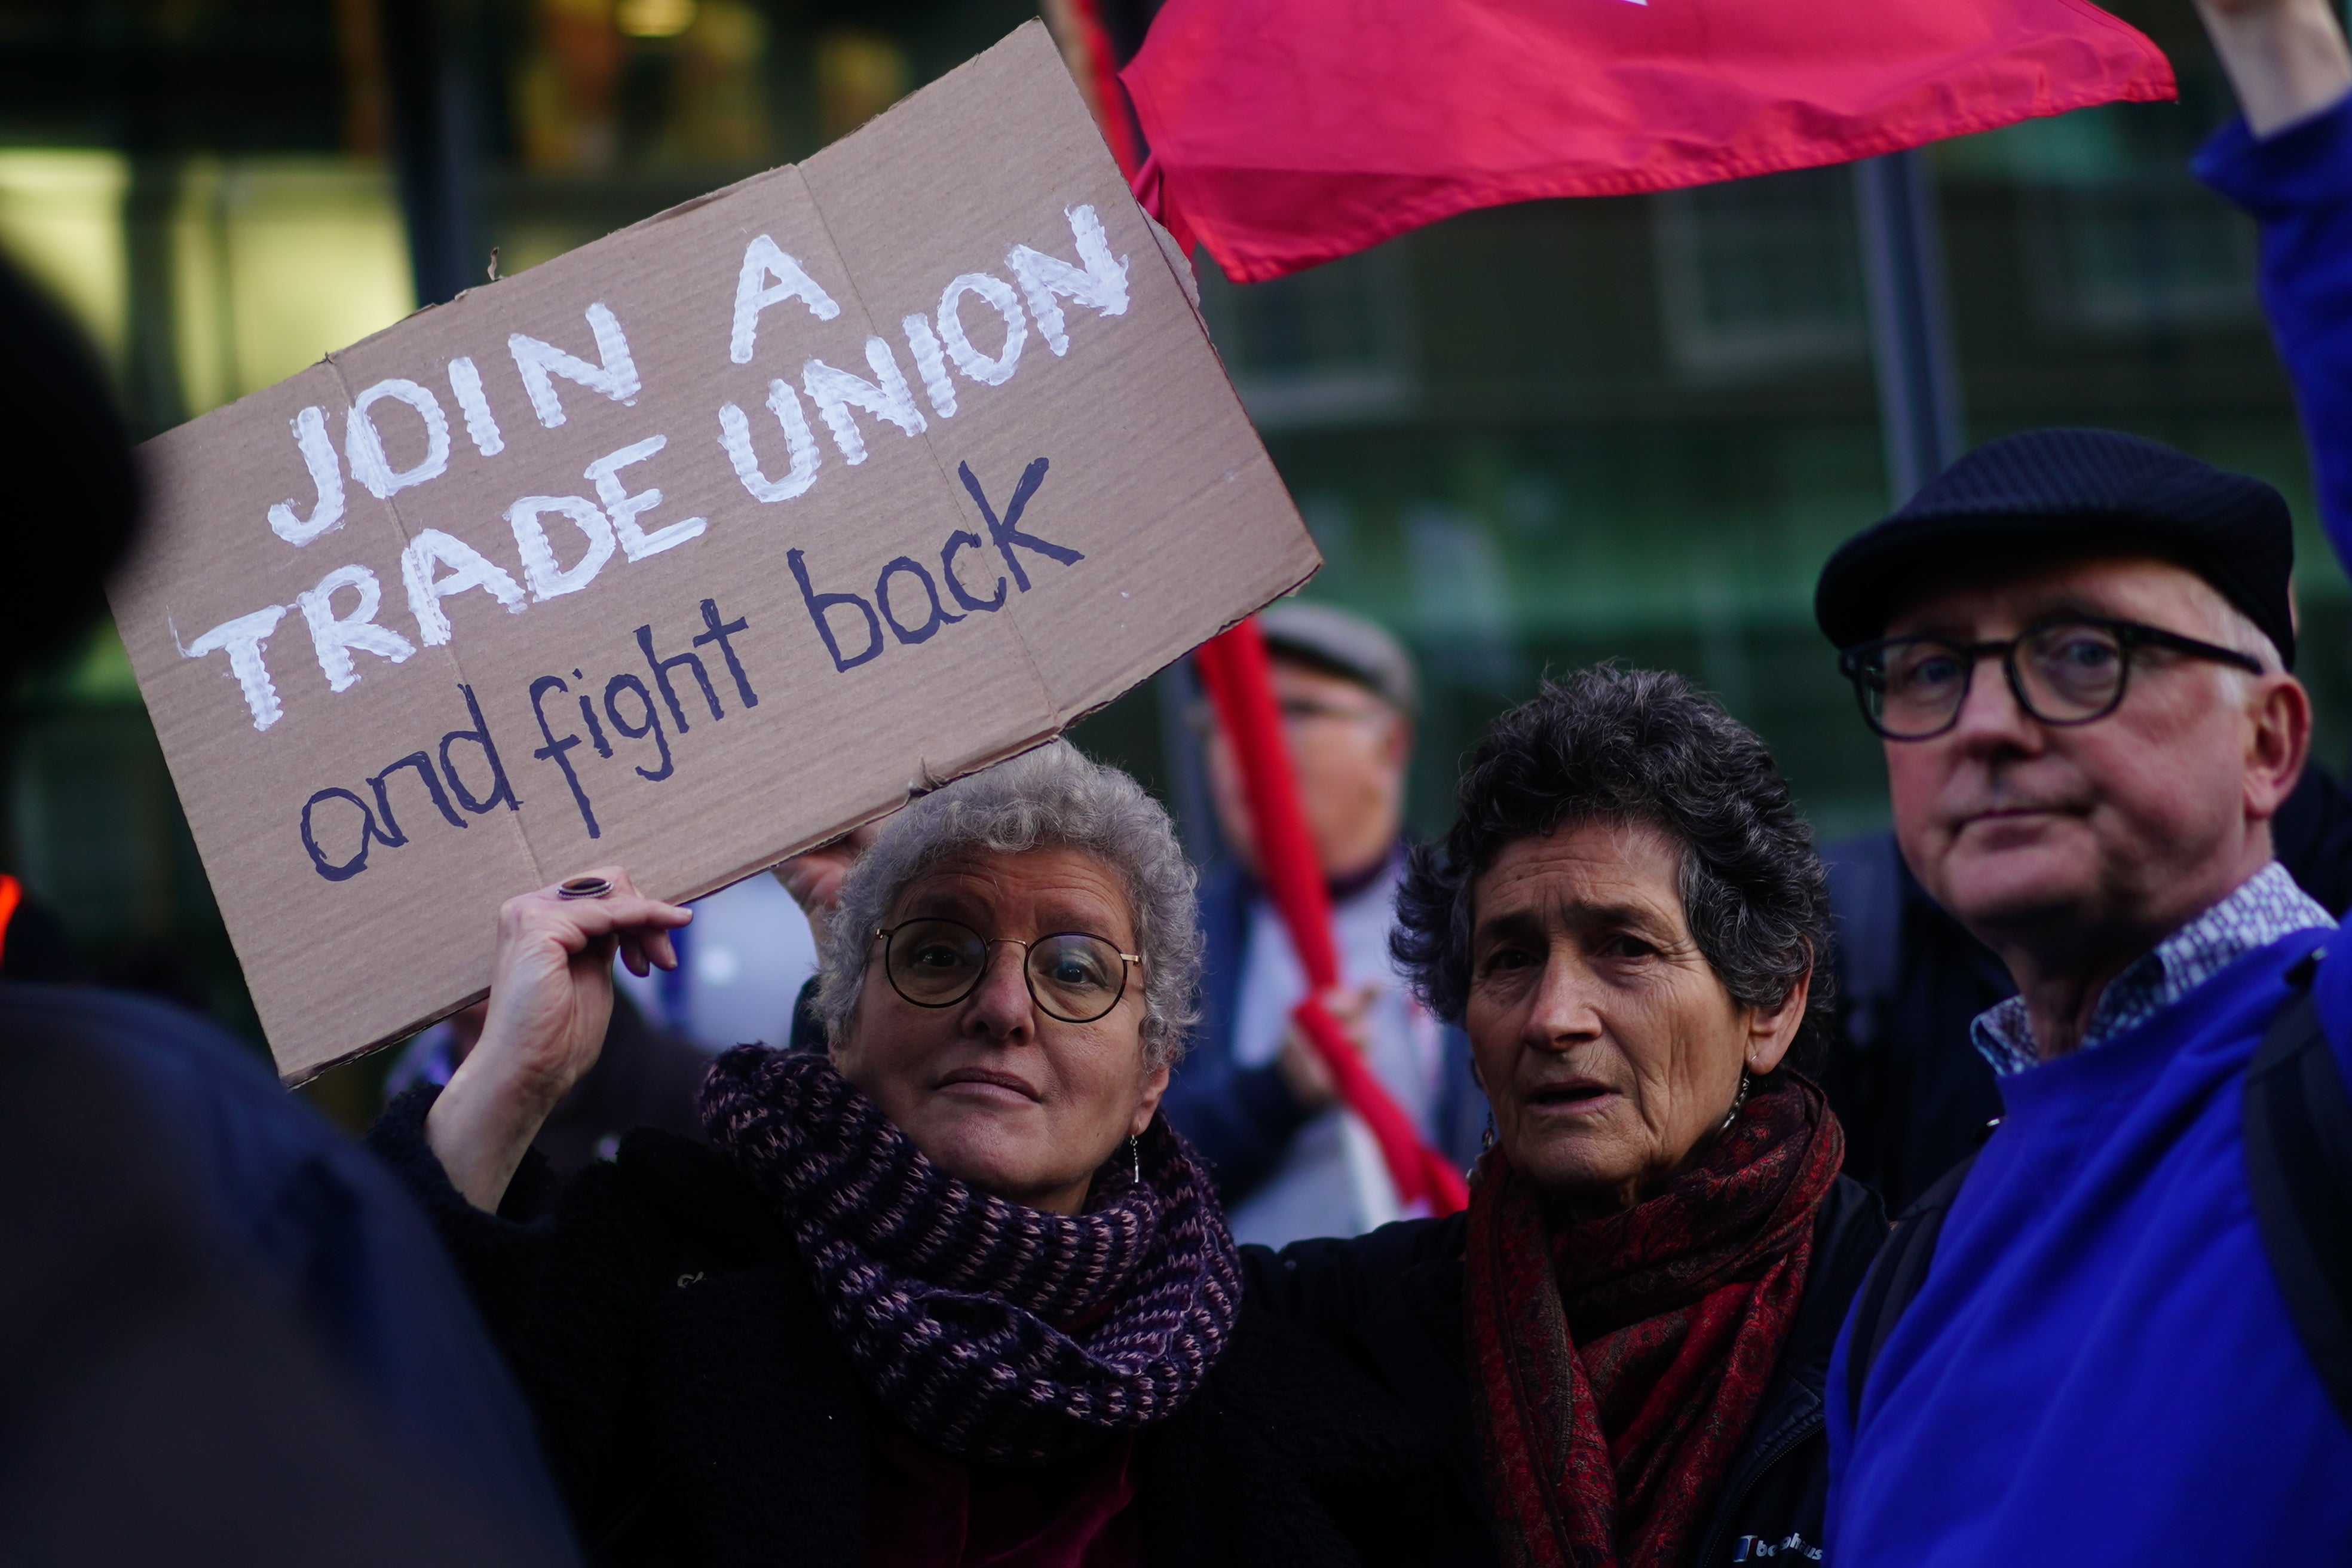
[1247,665,1886,1568]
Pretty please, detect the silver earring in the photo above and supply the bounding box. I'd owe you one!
[1129,1134,1142,1185]
[1480,1111,1496,1155]
[1720,1068,1752,1134]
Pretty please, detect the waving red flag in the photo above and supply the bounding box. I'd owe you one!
[1120,0,2173,281]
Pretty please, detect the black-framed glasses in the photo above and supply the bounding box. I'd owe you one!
[874,917,1141,1024]
[1840,614,2264,741]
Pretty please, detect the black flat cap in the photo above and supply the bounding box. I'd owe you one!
[1814,428,2297,668]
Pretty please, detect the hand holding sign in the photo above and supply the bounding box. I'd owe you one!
[111,22,1317,1082]
[429,866,693,1209]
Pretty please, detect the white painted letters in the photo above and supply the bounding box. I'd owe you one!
[937,272,1028,386]
[509,303,641,429]
[344,378,453,500]
[222,195,1146,739]
[903,314,958,418]
[585,435,706,561]
[508,496,618,601]
[297,564,416,693]
[718,380,822,503]
[802,338,926,465]
[402,528,529,645]
[730,235,842,364]
[1006,205,1128,356]
[267,406,346,545]
[447,356,505,457]
[185,604,291,731]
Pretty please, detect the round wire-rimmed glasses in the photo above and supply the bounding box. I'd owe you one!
[874,917,1140,1023]
[1839,613,2265,742]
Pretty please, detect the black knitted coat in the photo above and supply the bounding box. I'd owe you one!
[371,1088,1490,1568]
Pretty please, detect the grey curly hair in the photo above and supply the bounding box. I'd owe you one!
[813,742,1202,1068]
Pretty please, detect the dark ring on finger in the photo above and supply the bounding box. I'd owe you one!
[558,875,615,901]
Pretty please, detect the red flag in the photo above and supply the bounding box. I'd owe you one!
[1120,0,2174,282]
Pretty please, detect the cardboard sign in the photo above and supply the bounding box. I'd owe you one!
[109,21,1318,1085]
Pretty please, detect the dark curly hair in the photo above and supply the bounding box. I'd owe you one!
[1392,666,1833,1067]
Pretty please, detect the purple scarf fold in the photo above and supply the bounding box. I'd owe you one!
[698,1046,1242,1464]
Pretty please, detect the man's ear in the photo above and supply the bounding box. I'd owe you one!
[1380,712,1414,773]
[2246,674,2313,824]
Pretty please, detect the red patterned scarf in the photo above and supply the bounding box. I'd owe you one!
[1466,1072,1843,1568]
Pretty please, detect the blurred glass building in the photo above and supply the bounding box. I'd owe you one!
[0,1,2341,1101]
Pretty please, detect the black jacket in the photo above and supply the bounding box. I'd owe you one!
[4,985,578,1568]
[1244,1173,1888,1568]
[372,1088,1489,1568]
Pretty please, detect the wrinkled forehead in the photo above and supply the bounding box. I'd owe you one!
[1884,547,2225,642]
[888,846,1138,945]
[1471,819,1689,929]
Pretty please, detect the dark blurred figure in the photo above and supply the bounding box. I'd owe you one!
[0,252,579,1568]
[0,877,87,984]
[1823,761,2352,1211]
[385,990,713,1175]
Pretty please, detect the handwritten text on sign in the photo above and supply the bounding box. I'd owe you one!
[187,206,1123,754]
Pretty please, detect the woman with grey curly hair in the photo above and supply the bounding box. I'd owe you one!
[373,741,1388,1565]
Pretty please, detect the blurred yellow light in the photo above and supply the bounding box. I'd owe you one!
[816,29,911,143]
[172,158,416,417]
[0,150,130,368]
[616,0,697,38]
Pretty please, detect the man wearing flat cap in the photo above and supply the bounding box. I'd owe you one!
[1821,2,2352,1559]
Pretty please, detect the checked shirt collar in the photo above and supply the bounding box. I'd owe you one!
[1970,860,2333,1077]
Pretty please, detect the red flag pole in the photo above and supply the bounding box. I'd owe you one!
[1067,0,1144,179]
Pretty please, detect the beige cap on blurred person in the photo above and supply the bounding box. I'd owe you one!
[1257,602,1419,718]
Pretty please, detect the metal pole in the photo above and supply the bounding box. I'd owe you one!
[381,0,476,308]
[1854,149,1965,505]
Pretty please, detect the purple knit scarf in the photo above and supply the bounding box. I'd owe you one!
[698,1046,1242,1465]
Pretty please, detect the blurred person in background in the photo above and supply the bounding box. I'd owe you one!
[0,252,578,1565]
[1163,602,1486,1246]
[384,990,713,1175]
[614,867,820,1051]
